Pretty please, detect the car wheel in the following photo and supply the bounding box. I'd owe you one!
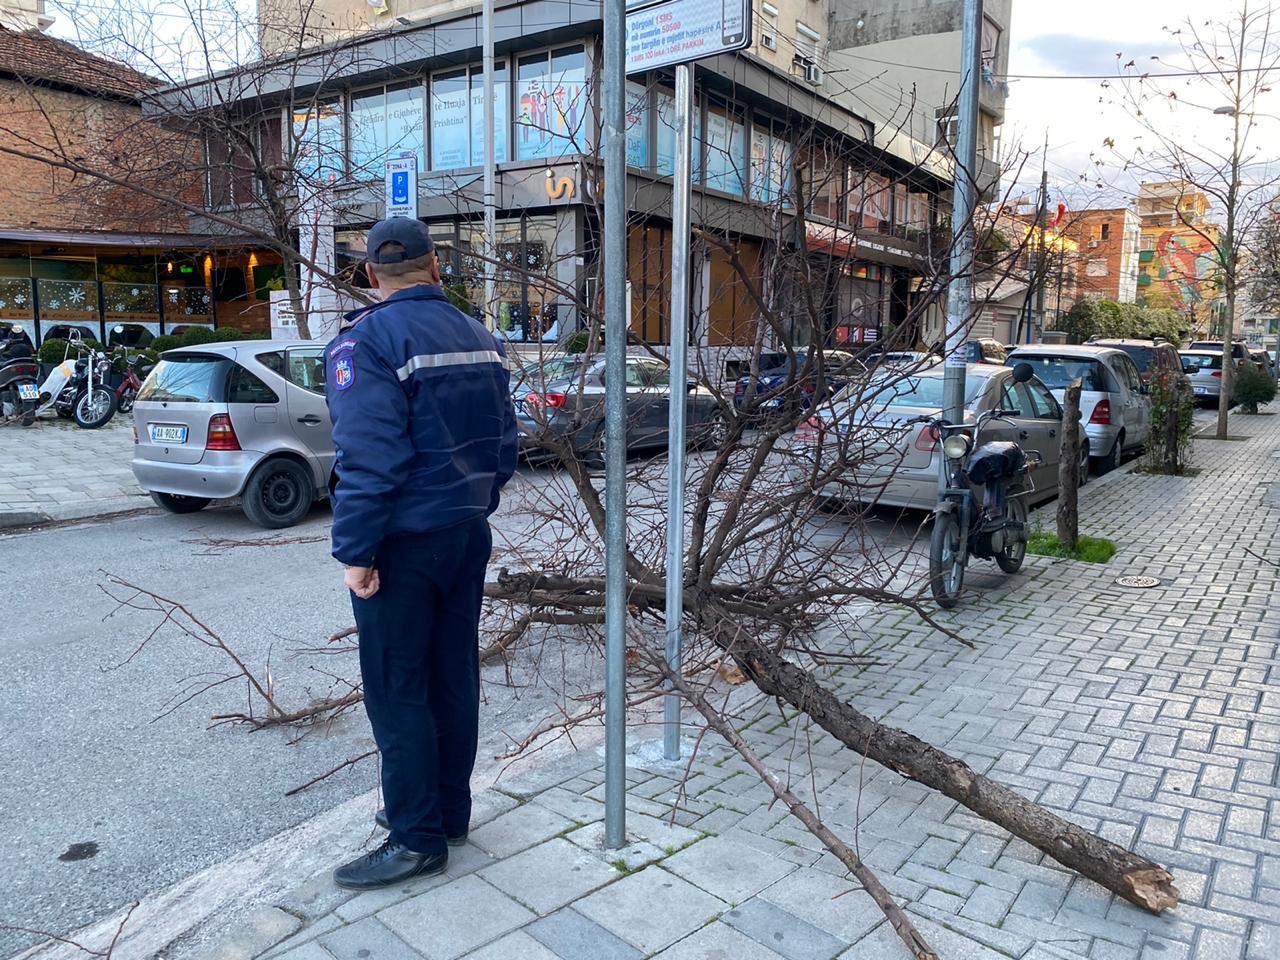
[697,409,729,451]
[1099,434,1123,474]
[242,458,314,528]
[150,491,212,514]
[1078,438,1090,487]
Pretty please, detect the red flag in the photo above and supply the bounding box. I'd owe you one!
[1050,202,1067,228]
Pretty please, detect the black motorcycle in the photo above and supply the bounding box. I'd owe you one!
[50,337,117,429]
[927,362,1044,608]
[0,335,39,426]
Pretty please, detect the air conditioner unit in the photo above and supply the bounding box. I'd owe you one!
[803,61,823,86]
[760,33,777,50]
[1088,239,1099,248]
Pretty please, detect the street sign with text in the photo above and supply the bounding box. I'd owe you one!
[625,0,751,73]
[384,156,418,219]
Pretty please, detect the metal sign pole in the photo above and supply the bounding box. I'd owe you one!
[482,0,497,331]
[663,63,694,762]
[941,0,983,423]
[603,0,628,850]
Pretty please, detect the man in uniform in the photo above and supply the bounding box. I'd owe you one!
[325,218,517,890]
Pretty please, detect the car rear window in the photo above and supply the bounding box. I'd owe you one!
[863,373,988,408]
[1007,354,1112,392]
[1181,353,1222,371]
[137,354,230,403]
[1109,344,1154,372]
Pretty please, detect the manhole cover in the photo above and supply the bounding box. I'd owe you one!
[1115,575,1162,589]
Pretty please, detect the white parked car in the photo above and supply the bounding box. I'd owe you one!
[1005,344,1151,473]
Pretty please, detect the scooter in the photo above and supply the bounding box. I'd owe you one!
[926,362,1043,609]
[0,328,39,425]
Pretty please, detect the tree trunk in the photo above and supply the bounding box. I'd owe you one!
[709,610,1179,915]
[282,256,312,341]
[1057,377,1082,551]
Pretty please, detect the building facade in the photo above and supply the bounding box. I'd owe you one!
[1061,207,1140,304]
[170,0,958,361]
[0,27,281,344]
[1136,180,1221,326]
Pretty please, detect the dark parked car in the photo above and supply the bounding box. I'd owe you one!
[1187,340,1252,366]
[964,339,1008,364]
[515,354,724,463]
[732,350,864,412]
[1089,338,1186,386]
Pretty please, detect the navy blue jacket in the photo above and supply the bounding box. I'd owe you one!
[325,284,517,567]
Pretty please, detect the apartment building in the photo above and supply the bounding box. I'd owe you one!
[1060,207,1141,304]
[162,0,959,356]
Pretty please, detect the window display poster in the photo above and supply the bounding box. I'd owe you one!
[387,86,425,164]
[470,68,509,166]
[516,53,586,160]
[625,81,648,169]
[431,74,470,170]
[750,127,771,203]
[655,88,676,176]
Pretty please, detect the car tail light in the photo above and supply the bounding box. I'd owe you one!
[1212,370,1223,378]
[132,424,139,445]
[915,424,941,452]
[734,381,747,396]
[802,382,817,394]
[794,416,824,443]
[1089,399,1111,425]
[526,392,567,409]
[206,413,241,451]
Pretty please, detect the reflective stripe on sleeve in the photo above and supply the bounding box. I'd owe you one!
[395,349,511,381]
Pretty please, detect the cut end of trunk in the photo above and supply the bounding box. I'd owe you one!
[1125,867,1180,913]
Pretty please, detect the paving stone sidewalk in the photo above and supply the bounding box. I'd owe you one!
[0,416,146,526]
[211,408,1279,960]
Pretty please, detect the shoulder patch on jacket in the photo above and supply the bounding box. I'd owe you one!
[332,355,356,391]
[329,338,358,358]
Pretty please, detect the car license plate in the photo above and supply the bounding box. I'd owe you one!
[1194,386,1208,395]
[16,383,37,401]
[150,424,188,444]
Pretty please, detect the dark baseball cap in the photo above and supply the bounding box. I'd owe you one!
[366,218,435,264]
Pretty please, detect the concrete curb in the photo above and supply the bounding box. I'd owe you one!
[0,495,153,530]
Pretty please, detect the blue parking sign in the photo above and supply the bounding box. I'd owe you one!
[391,171,409,205]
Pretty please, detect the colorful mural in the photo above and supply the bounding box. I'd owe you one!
[1139,227,1219,312]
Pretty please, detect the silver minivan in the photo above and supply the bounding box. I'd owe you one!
[131,341,333,527]
[1005,344,1150,473]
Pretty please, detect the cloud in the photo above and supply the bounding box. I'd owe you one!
[1018,33,1183,78]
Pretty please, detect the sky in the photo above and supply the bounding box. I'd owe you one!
[1003,0,1280,209]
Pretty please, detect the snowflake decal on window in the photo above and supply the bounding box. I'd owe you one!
[69,288,86,305]
[14,294,26,306]
[130,288,140,296]
[48,299,62,310]
[168,290,179,304]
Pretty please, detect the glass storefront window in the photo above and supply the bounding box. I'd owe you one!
[431,66,509,170]
[349,85,424,179]
[103,282,160,323]
[38,279,98,323]
[292,100,344,182]
[515,47,587,161]
[703,104,745,196]
[655,88,701,179]
[625,81,649,169]
[458,215,560,342]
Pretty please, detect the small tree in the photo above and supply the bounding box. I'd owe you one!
[1235,363,1277,412]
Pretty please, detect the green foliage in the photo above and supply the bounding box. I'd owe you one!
[37,338,69,364]
[1144,372,1195,474]
[1027,531,1117,563]
[150,334,181,353]
[1056,298,1189,345]
[176,326,221,345]
[444,282,473,316]
[563,330,592,354]
[1234,363,1277,413]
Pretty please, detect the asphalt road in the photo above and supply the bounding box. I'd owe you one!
[0,487,604,956]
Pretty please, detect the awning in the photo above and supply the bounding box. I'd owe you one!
[0,228,262,250]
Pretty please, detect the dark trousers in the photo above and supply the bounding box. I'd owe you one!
[351,515,492,855]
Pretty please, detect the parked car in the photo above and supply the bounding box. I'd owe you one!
[514,354,724,463]
[733,349,864,412]
[1180,350,1226,405]
[511,354,584,397]
[1089,338,1185,386]
[1249,348,1276,379]
[964,339,1008,364]
[1186,340,1252,366]
[1005,344,1150,473]
[132,341,333,528]
[788,362,1085,511]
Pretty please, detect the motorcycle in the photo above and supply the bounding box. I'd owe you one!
[0,329,39,426]
[927,362,1044,609]
[113,342,153,415]
[39,332,117,429]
